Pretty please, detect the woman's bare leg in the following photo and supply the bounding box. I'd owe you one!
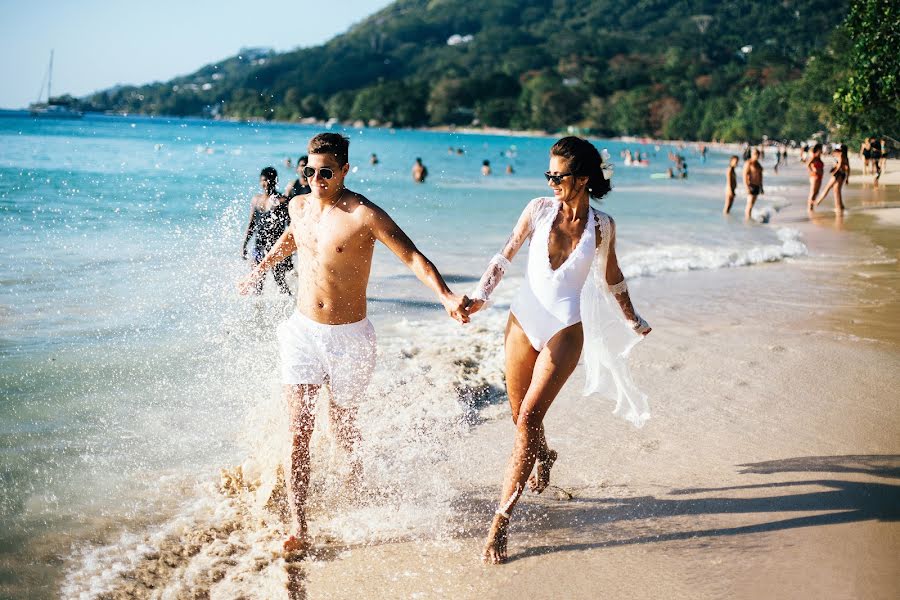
[807,178,821,210]
[503,315,552,475]
[834,180,845,212]
[815,177,836,206]
[483,322,584,564]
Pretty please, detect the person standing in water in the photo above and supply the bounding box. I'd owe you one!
[285,156,311,199]
[242,167,293,295]
[724,155,739,214]
[815,144,850,213]
[466,137,651,564]
[806,144,824,211]
[743,148,764,220]
[412,157,428,183]
[237,133,469,557]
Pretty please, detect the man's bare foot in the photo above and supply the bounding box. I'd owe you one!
[482,514,509,565]
[283,534,310,560]
[528,449,557,494]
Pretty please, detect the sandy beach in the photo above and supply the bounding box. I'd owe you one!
[54,154,897,600]
[296,181,900,599]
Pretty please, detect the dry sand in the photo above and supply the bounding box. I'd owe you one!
[289,159,900,599]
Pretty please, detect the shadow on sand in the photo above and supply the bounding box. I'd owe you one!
[470,455,899,563]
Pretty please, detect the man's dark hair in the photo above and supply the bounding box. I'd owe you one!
[260,166,278,183]
[297,154,308,165]
[308,133,350,166]
[550,136,611,200]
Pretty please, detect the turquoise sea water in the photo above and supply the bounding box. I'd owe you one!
[0,113,805,597]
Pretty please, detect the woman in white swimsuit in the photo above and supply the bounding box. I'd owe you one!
[467,137,651,564]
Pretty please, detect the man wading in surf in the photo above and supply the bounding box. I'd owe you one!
[238,133,469,556]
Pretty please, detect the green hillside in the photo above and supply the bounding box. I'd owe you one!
[71,0,895,142]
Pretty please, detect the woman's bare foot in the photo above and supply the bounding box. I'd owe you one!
[482,514,509,565]
[283,533,310,560]
[528,449,557,494]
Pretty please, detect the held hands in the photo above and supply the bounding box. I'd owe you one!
[443,293,471,324]
[465,297,485,315]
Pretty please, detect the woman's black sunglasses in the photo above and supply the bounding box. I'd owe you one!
[544,171,573,185]
[302,166,336,180]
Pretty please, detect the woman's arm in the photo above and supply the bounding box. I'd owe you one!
[467,201,536,312]
[604,218,651,335]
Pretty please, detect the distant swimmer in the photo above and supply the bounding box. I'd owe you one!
[412,157,428,183]
[482,159,492,176]
[743,148,764,220]
[242,167,294,295]
[724,155,739,214]
[369,153,379,165]
[237,133,469,558]
[285,157,293,168]
[505,164,514,175]
[806,144,824,211]
[815,143,849,214]
[285,155,311,199]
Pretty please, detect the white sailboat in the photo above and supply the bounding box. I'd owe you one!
[29,50,83,119]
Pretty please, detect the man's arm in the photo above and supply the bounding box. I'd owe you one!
[237,228,297,295]
[367,203,468,323]
[242,202,257,259]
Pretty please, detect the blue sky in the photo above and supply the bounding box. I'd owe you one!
[0,0,392,108]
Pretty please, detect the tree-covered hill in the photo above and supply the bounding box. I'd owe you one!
[73,0,884,142]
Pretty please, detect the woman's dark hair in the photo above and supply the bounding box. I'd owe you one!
[550,136,611,200]
[812,143,822,153]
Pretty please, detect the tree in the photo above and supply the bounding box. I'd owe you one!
[833,0,900,137]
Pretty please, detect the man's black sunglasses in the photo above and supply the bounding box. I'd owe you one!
[302,166,336,180]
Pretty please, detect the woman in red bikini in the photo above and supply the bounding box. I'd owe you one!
[806,143,824,211]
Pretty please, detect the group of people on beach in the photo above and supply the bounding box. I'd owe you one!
[239,133,651,564]
[721,141,857,220]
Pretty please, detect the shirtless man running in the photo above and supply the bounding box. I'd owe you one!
[743,148,764,220]
[238,133,469,557]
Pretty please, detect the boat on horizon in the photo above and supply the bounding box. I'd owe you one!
[29,50,83,119]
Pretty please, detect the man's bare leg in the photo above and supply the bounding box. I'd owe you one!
[724,193,734,215]
[483,322,582,564]
[744,194,757,220]
[284,383,320,556]
[328,402,364,495]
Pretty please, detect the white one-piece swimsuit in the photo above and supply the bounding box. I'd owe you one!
[510,197,598,351]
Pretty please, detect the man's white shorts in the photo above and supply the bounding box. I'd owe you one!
[276,310,377,407]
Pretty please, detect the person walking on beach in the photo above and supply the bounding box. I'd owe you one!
[412,157,428,183]
[724,155,739,214]
[465,137,651,564]
[237,133,469,557]
[743,148,764,220]
[870,138,883,185]
[815,144,850,213]
[860,139,872,175]
[285,156,311,199]
[806,144,824,211]
[242,167,293,295]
